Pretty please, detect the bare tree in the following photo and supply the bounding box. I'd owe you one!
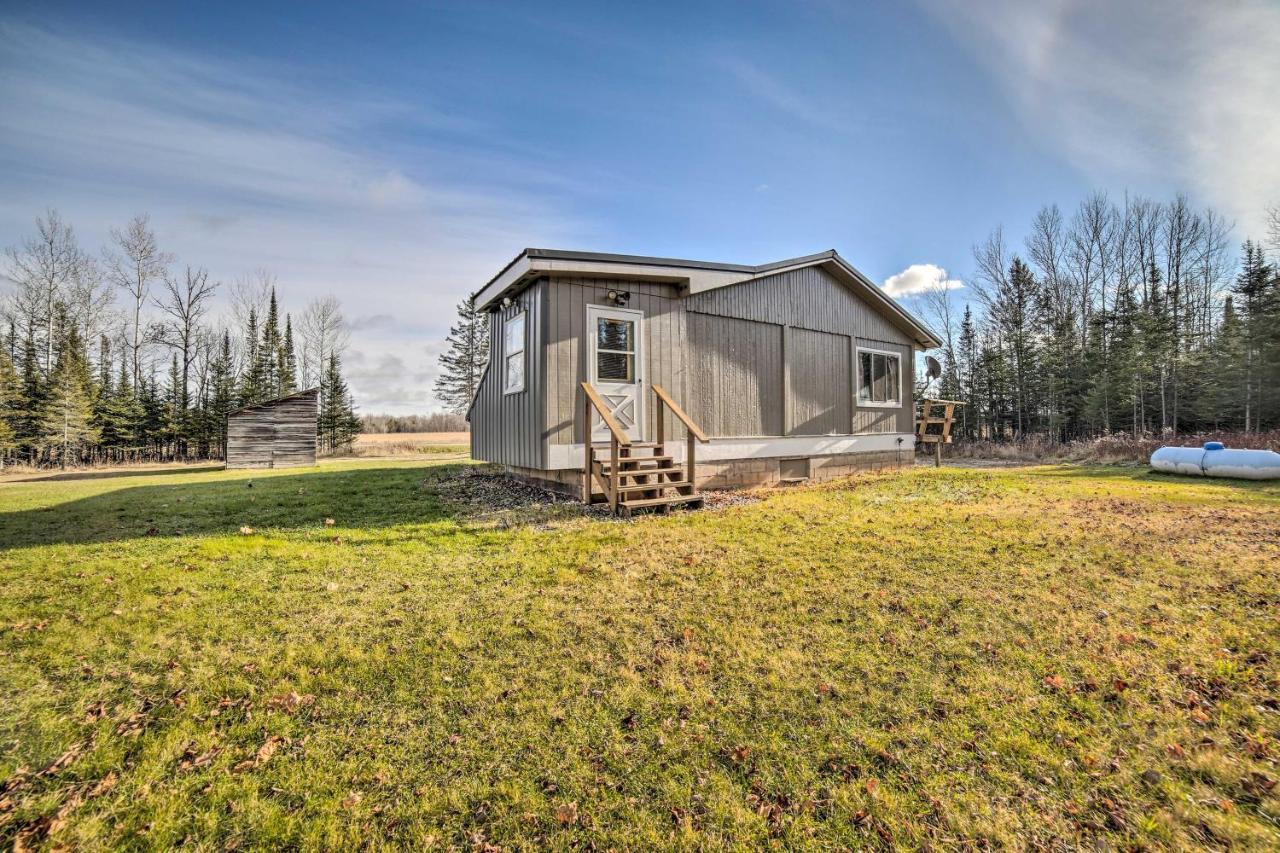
[1266,204,1280,256]
[4,210,89,376]
[155,266,219,419]
[229,270,275,329]
[105,214,171,389]
[297,295,349,389]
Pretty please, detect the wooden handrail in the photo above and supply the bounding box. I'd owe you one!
[580,382,632,447]
[651,384,709,442]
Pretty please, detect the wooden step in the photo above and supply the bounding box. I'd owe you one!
[620,493,704,509]
[616,479,692,494]
[602,467,683,481]
[591,442,663,449]
[598,456,673,469]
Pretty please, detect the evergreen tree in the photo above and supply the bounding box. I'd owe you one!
[319,352,360,450]
[433,296,489,414]
[260,288,282,396]
[279,314,298,395]
[238,307,265,405]
[164,354,184,456]
[38,327,99,468]
[0,347,20,466]
[208,331,236,458]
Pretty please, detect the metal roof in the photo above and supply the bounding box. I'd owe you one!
[472,248,941,349]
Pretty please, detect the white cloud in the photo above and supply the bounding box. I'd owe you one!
[915,0,1280,237]
[881,263,963,297]
[0,21,579,414]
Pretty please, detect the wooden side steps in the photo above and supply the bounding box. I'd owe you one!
[587,445,703,517]
[580,382,711,518]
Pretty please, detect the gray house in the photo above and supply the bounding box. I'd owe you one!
[467,249,940,514]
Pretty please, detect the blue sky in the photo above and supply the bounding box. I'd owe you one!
[2,0,1277,412]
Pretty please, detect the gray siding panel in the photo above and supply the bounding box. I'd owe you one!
[544,277,687,446]
[685,264,910,343]
[789,327,851,435]
[469,280,546,467]
[686,313,783,436]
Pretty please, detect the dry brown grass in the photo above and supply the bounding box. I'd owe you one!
[355,431,469,445]
[327,432,470,459]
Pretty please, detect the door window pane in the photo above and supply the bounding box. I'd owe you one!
[597,351,634,382]
[597,318,633,351]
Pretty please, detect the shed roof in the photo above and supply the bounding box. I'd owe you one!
[473,248,941,349]
[227,387,320,417]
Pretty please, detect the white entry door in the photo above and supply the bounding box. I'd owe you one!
[587,304,644,443]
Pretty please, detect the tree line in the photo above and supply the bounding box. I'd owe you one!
[0,210,360,468]
[924,194,1280,442]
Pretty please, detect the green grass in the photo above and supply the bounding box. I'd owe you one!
[1,460,1277,849]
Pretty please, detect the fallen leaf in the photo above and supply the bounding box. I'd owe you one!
[342,791,363,809]
[266,692,315,713]
[1043,674,1066,691]
[555,801,579,825]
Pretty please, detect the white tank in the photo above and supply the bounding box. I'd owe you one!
[1151,442,1280,480]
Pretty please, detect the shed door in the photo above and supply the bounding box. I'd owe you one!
[586,305,644,443]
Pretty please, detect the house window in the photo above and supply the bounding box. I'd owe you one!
[857,348,901,407]
[595,317,636,382]
[503,311,526,394]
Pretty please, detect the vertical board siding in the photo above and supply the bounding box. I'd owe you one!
[788,327,851,435]
[544,277,687,446]
[468,281,546,467]
[685,264,910,343]
[686,313,784,436]
[226,389,318,469]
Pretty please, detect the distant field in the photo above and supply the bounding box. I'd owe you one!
[336,432,470,458]
[1,461,1277,848]
[355,432,469,445]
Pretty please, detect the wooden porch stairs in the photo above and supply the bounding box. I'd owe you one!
[581,382,710,517]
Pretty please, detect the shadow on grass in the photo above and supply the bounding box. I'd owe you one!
[0,463,470,550]
[1,464,226,484]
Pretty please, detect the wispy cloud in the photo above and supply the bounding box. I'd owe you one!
[915,0,1280,236]
[714,56,851,133]
[882,263,963,297]
[0,21,578,412]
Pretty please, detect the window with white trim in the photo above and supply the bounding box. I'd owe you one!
[503,311,526,394]
[857,348,901,407]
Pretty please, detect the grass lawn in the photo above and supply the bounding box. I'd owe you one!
[1,460,1277,849]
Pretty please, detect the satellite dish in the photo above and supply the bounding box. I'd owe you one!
[924,355,942,382]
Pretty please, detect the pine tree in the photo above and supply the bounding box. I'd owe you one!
[38,327,99,468]
[164,354,184,456]
[434,296,489,414]
[208,332,236,458]
[319,352,359,450]
[279,314,298,395]
[238,307,265,405]
[0,347,20,467]
[260,288,282,397]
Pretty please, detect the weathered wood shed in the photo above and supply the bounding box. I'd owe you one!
[226,389,319,469]
[467,249,941,513]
